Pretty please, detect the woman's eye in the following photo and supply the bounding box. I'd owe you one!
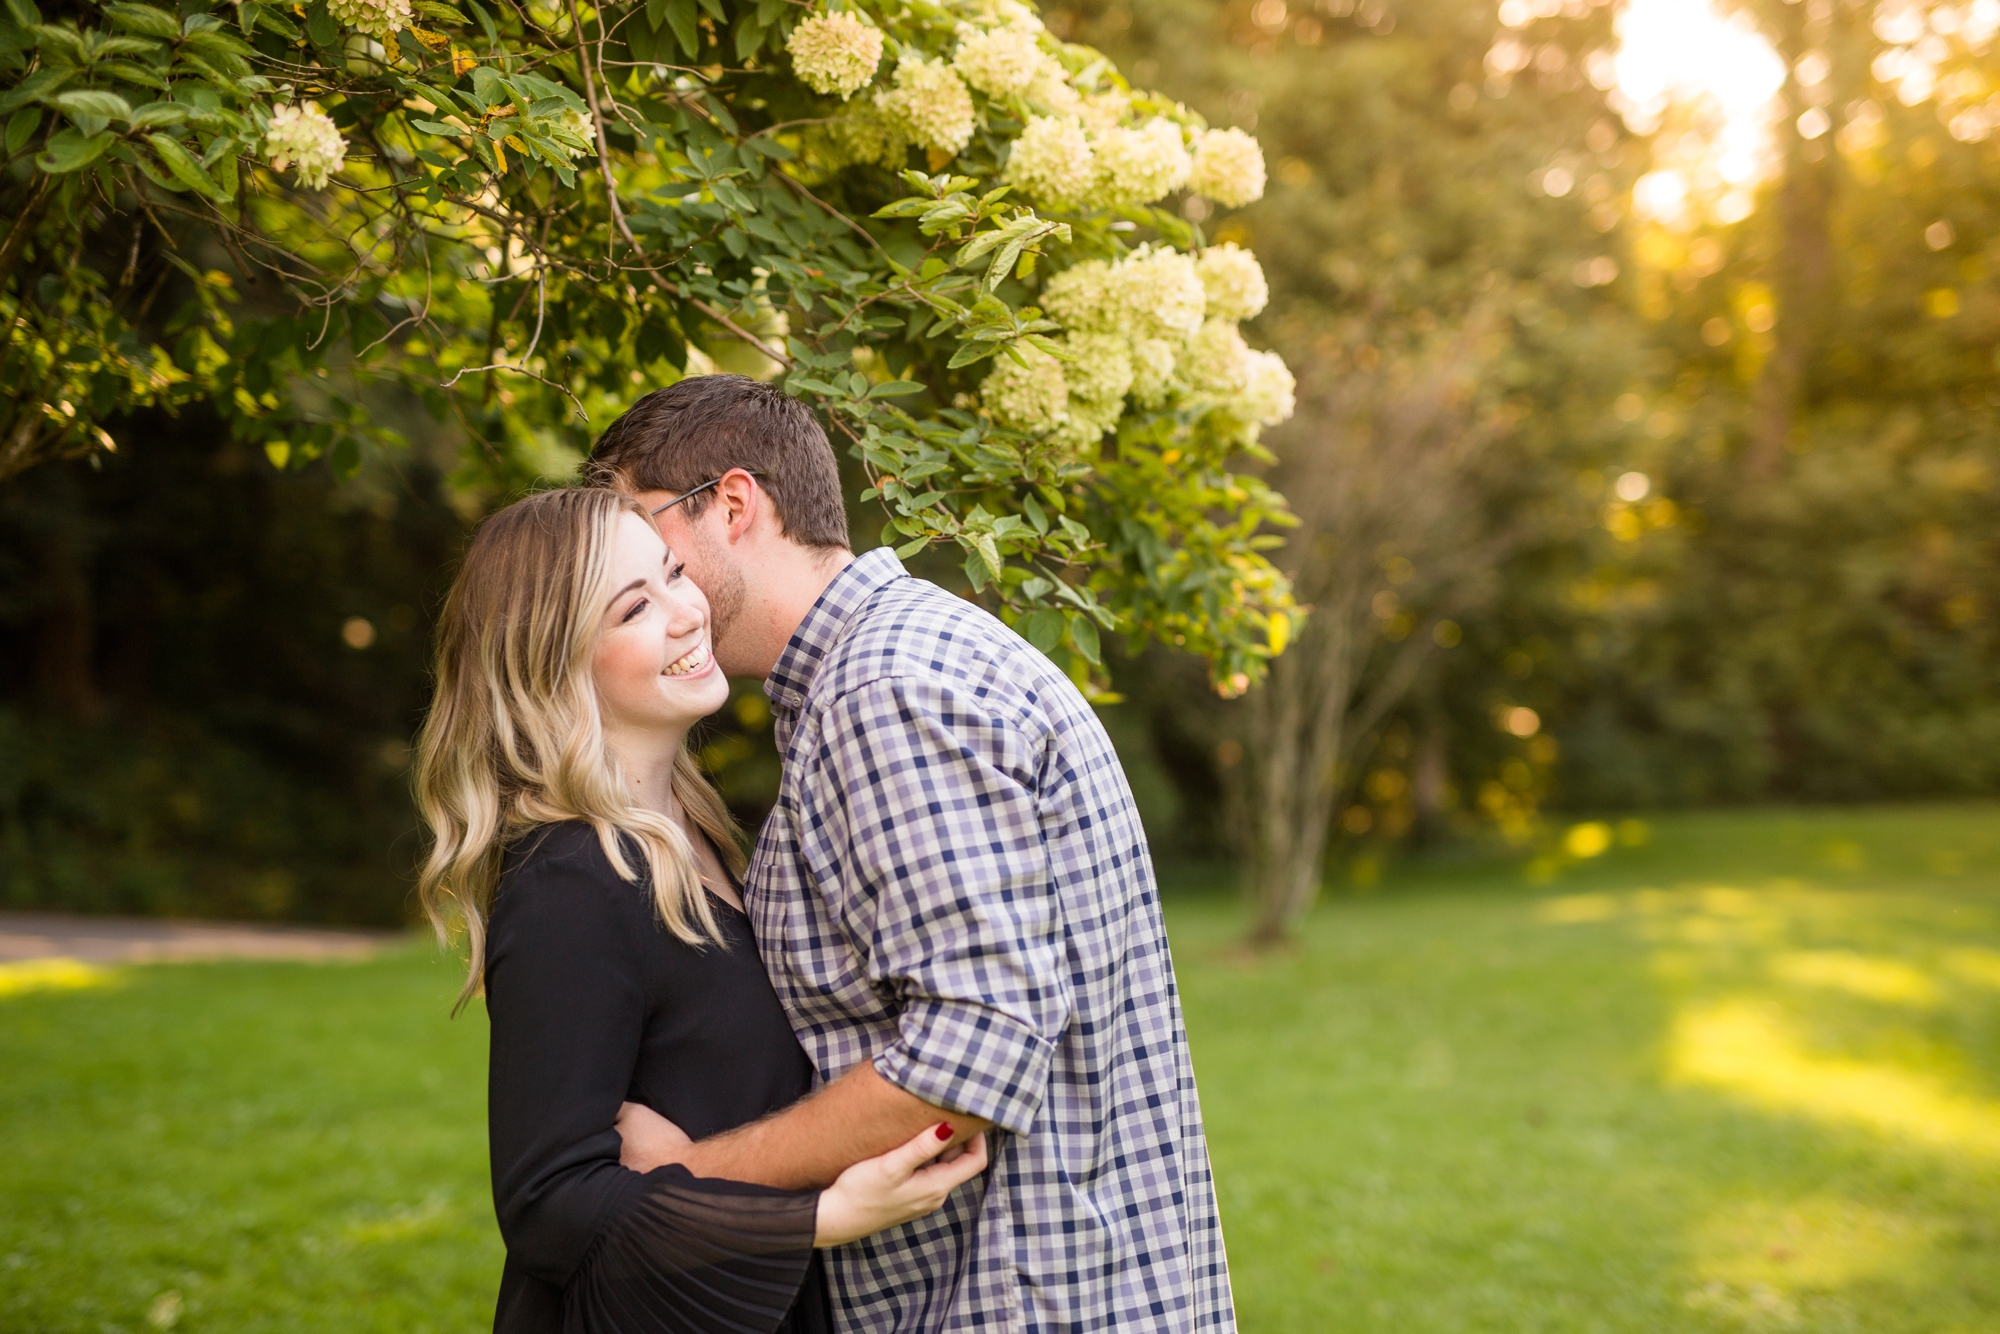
[667,562,686,582]
[621,599,647,624]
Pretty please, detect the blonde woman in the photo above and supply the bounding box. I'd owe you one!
[415,487,987,1334]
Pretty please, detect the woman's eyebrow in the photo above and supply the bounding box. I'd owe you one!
[608,577,646,608]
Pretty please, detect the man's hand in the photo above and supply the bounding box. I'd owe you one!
[616,1101,692,1172]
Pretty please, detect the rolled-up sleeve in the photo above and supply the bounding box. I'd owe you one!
[805,678,1071,1137]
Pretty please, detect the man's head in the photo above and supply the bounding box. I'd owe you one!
[585,374,852,678]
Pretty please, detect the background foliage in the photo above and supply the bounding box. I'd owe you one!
[3,0,1997,929]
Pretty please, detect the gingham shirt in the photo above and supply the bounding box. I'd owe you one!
[745,548,1235,1334]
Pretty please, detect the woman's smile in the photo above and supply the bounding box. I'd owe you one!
[662,639,713,678]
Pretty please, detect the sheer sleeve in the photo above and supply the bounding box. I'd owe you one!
[485,826,818,1334]
[564,1166,817,1334]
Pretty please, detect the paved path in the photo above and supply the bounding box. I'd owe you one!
[0,911,403,964]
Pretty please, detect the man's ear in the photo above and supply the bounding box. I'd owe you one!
[711,468,764,545]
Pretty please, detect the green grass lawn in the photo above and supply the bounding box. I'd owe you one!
[4,804,1998,1332]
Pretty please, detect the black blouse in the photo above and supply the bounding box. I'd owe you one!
[484,821,831,1334]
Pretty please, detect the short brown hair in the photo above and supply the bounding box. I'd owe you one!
[584,375,850,550]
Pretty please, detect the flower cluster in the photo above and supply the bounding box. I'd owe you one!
[1092,118,1191,208]
[265,102,348,190]
[992,242,1289,447]
[787,12,883,100]
[326,0,410,38]
[981,344,1069,432]
[952,25,1045,97]
[827,98,910,168]
[1195,243,1268,322]
[876,56,976,154]
[1188,127,1267,208]
[1003,115,1094,207]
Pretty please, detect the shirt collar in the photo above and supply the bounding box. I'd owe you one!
[763,547,908,714]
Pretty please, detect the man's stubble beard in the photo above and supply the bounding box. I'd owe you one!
[692,537,752,676]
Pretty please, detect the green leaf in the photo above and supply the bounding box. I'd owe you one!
[1067,612,1102,664]
[128,101,189,128]
[970,531,1003,582]
[305,0,337,46]
[946,341,1000,370]
[3,0,39,26]
[663,0,697,57]
[100,2,178,37]
[0,68,73,116]
[1023,608,1064,652]
[54,90,133,122]
[732,11,763,61]
[35,126,110,172]
[412,118,462,135]
[264,441,291,469]
[867,379,924,398]
[4,106,40,156]
[412,0,469,20]
[1021,491,1047,533]
[183,28,257,58]
[96,61,170,89]
[147,131,225,199]
[893,536,933,559]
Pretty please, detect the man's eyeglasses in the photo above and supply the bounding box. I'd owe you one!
[649,470,762,517]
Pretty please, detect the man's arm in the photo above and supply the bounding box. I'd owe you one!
[626,1062,992,1190]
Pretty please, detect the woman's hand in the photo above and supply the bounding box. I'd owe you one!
[813,1124,990,1248]
[616,1100,692,1172]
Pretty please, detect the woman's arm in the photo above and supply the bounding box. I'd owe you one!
[486,842,820,1333]
[619,1102,990,1247]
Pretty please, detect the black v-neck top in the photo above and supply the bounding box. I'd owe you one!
[483,821,831,1334]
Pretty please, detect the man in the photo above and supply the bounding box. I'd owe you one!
[586,374,1235,1333]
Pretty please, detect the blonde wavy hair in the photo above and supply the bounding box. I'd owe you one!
[414,486,744,1011]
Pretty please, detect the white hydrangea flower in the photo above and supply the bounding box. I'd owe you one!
[1004,115,1094,207]
[327,0,409,37]
[1062,331,1134,406]
[826,98,910,167]
[1241,348,1296,426]
[1040,258,1119,332]
[1024,65,1085,118]
[545,107,596,161]
[787,12,884,99]
[1196,242,1268,322]
[1188,126,1267,208]
[1051,394,1122,449]
[1078,87,1130,134]
[972,0,1043,31]
[1091,118,1190,208]
[876,56,977,154]
[265,102,347,190]
[1116,245,1207,340]
[981,343,1068,432]
[1129,336,1179,406]
[953,26,1045,97]
[1179,318,1254,397]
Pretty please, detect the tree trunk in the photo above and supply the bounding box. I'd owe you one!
[1242,597,1358,944]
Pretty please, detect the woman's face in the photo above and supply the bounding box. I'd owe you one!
[592,511,730,740]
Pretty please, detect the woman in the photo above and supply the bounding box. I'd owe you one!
[414,488,987,1334]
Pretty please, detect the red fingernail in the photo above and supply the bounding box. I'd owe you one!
[934,1123,953,1141]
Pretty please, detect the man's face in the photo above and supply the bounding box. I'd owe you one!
[643,495,754,677]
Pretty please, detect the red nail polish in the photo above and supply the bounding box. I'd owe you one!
[934,1123,953,1141]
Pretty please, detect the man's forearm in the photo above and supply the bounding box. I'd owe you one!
[677,1061,993,1190]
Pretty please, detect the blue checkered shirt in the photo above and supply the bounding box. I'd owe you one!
[744,548,1235,1334]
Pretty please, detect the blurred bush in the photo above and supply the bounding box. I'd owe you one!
[0,408,464,925]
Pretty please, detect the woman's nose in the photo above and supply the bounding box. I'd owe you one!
[661,588,705,637]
